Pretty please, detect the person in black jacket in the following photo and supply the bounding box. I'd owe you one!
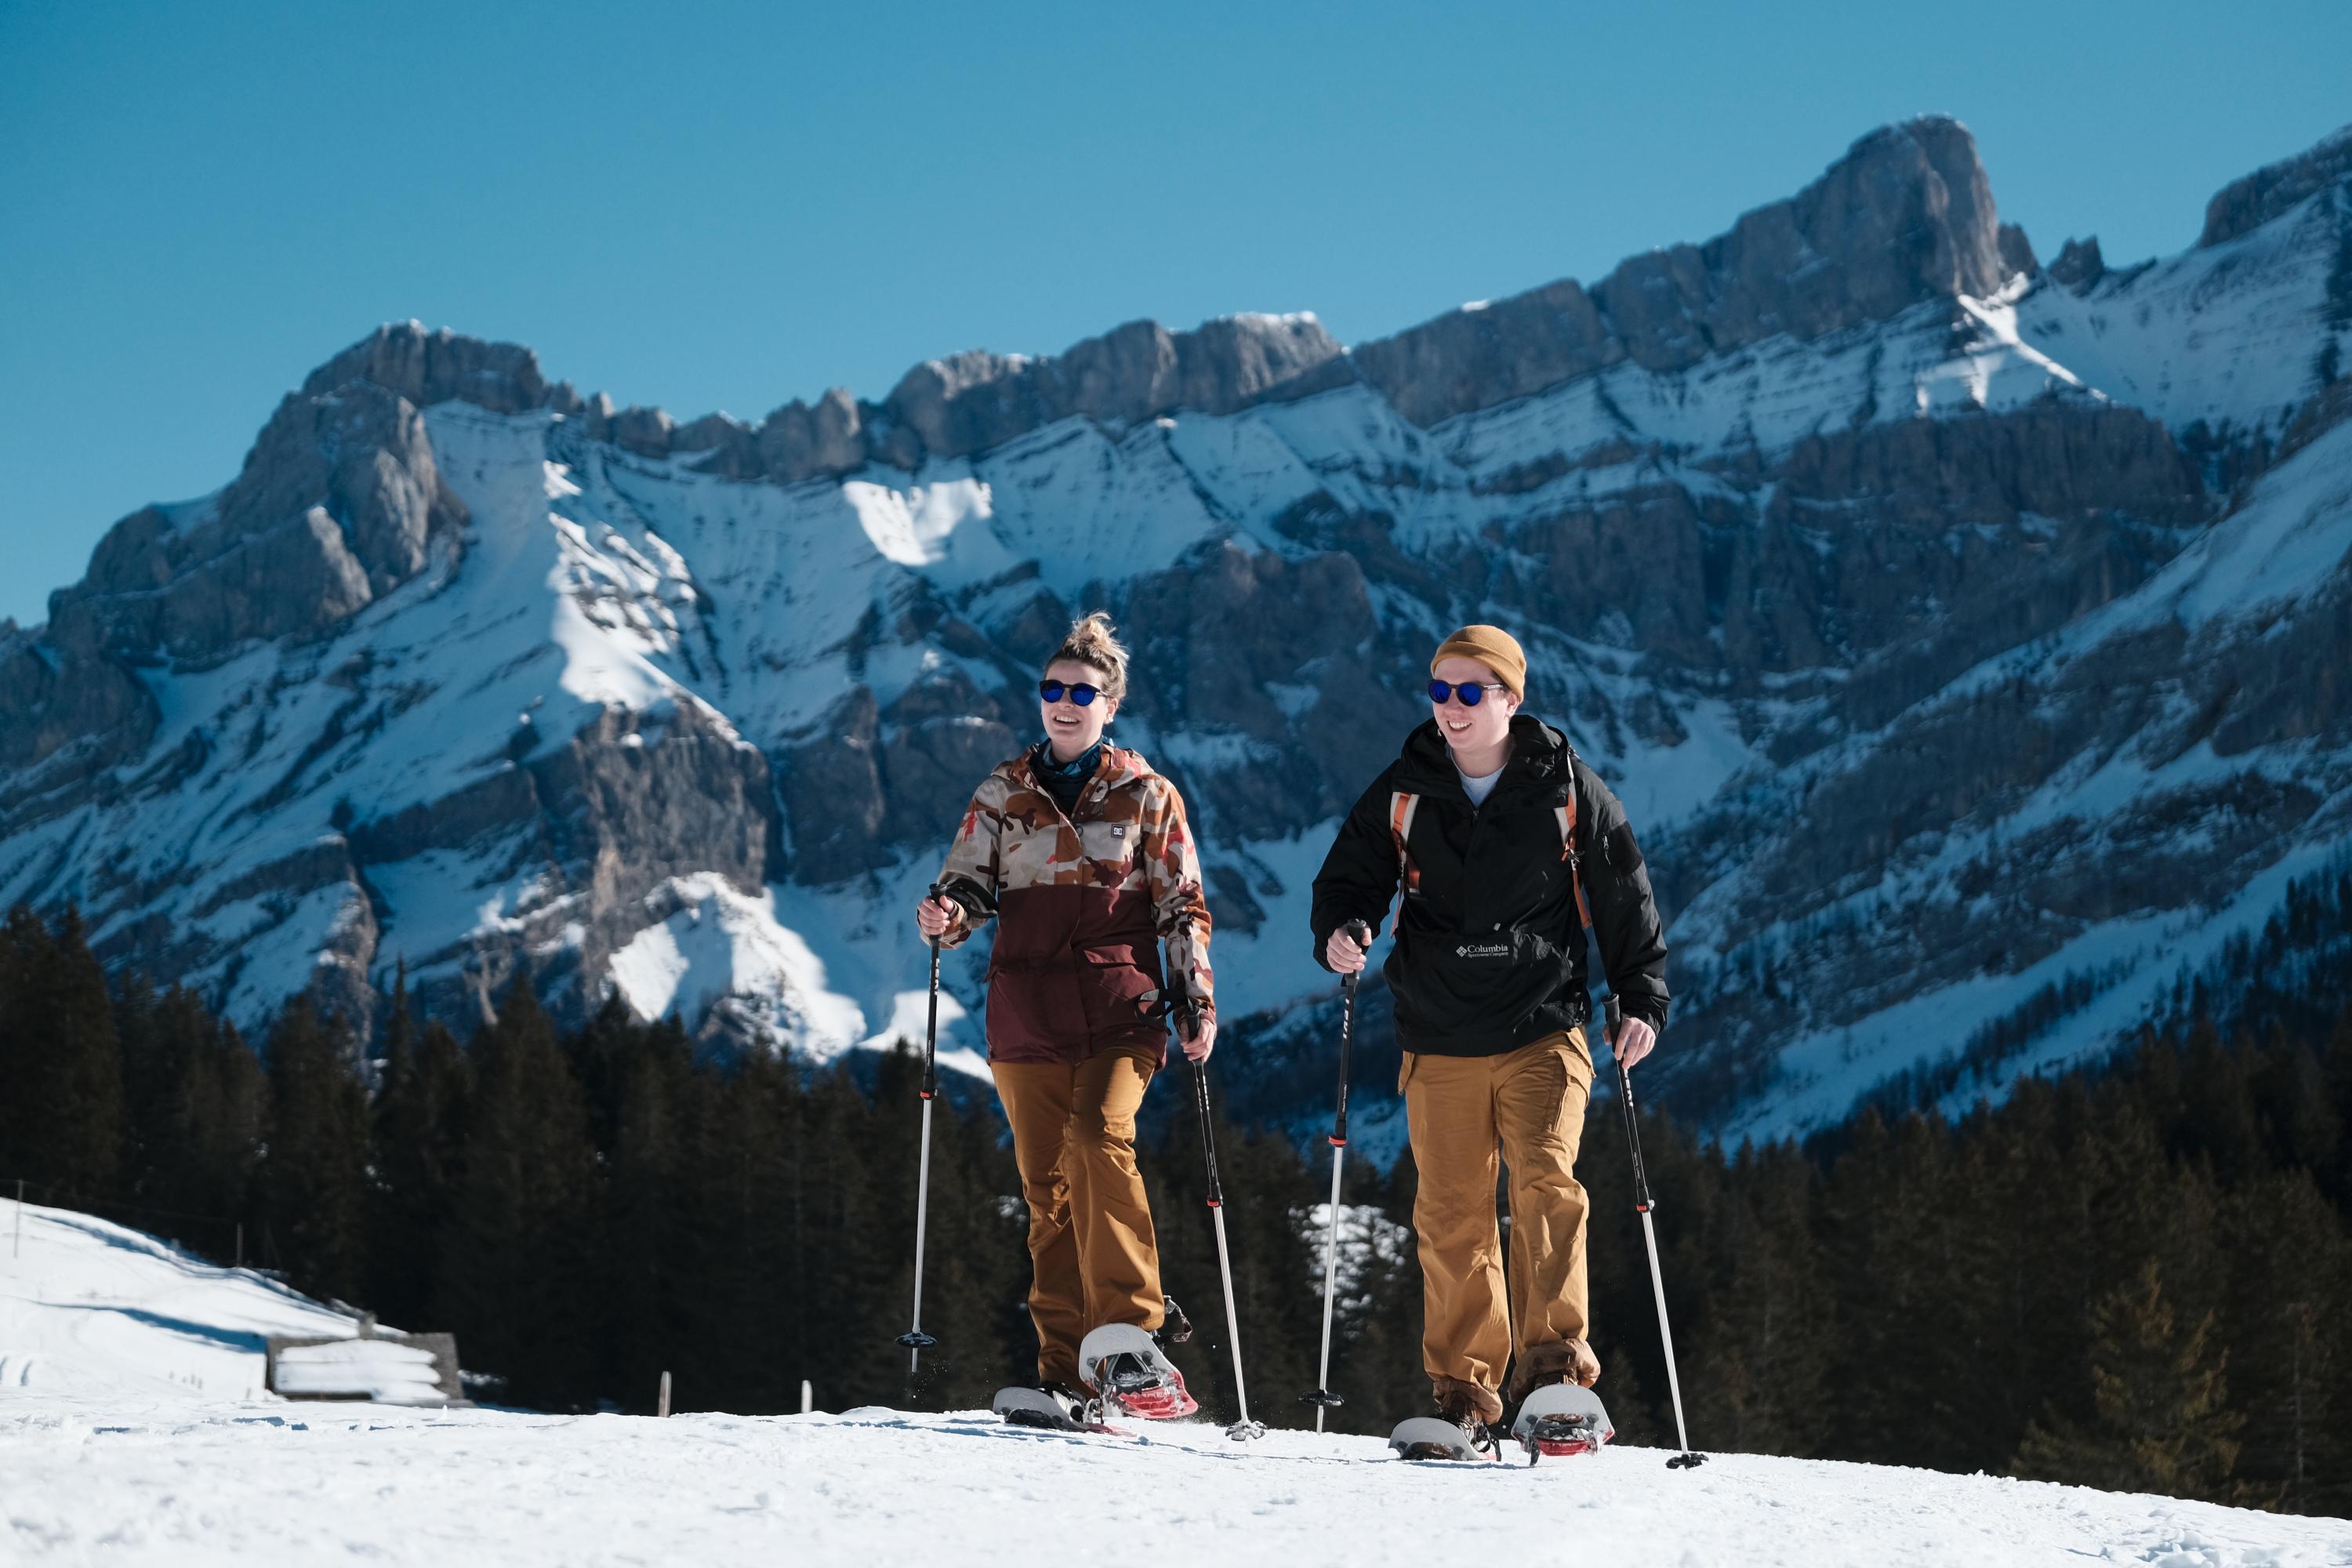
[1310,623,1669,1441]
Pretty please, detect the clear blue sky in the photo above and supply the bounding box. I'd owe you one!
[4,0,2347,629]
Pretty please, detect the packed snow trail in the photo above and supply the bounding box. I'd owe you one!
[5,1403,2348,1567]
[5,1200,2347,1566]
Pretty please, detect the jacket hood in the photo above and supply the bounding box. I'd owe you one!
[1395,713,1572,793]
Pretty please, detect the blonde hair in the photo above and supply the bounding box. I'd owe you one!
[1045,611,1129,702]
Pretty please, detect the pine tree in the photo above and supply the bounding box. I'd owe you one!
[132,985,263,1258]
[2013,1259,2244,1501]
[369,973,471,1328]
[598,1011,693,1412]
[435,974,601,1410]
[0,906,124,1202]
[1694,1143,1835,1457]
[564,991,642,1159]
[114,970,168,1207]
[258,998,370,1303]
[2212,1174,2350,1513]
[1822,1109,1954,1466]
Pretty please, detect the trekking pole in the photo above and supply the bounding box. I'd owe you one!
[1610,994,1705,1469]
[1302,919,1372,1431]
[1183,996,1264,1441]
[895,884,946,1381]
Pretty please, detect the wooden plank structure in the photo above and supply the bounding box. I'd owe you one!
[264,1316,466,1407]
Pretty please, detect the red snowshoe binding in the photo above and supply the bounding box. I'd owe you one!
[1511,1381,1615,1463]
[1078,1323,1198,1421]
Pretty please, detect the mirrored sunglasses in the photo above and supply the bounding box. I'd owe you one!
[1428,679,1506,707]
[1038,680,1102,706]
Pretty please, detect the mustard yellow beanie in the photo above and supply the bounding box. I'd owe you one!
[1430,624,1526,699]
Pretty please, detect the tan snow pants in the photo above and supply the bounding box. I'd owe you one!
[993,1043,1165,1386]
[1402,1029,1595,1423]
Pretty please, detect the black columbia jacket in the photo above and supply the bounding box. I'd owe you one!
[1309,715,1669,1057]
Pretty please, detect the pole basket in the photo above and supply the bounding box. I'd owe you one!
[895,1330,938,1349]
[1300,1388,1343,1407]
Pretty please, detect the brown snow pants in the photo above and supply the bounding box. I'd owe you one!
[1402,1029,1595,1424]
[993,1043,1165,1387]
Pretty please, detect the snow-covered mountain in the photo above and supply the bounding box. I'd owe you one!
[5,115,2350,1142]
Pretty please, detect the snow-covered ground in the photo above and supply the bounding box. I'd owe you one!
[5,1196,2347,1566]
[15,1403,2352,1568]
[0,1202,365,1406]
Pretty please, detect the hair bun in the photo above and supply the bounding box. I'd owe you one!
[1046,612,1130,701]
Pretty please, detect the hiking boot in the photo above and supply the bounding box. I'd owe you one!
[1505,1338,1601,1404]
[1433,1384,1504,1461]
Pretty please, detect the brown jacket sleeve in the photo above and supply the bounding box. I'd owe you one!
[932,773,1008,949]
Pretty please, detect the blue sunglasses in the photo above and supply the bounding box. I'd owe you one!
[1428,679,1507,706]
[1039,680,1102,706]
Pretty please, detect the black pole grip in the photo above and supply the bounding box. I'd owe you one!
[1610,996,1655,1214]
[1192,1058,1224,1206]
[1331,920,1371,1145]
[920,883,946,1100]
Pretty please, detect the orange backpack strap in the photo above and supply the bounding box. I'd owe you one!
[1389,791,1422,896]
[1555,784,1592,931]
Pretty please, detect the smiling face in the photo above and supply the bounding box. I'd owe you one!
[1430,652,1518,766]
[1040,657,1119,761]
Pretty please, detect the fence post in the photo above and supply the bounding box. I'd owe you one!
[800,1379,812,1415]
[234,1222,244,1269]
[658,1370,672,1418]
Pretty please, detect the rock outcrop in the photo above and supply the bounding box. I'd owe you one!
[299,322,580,416]
[873,313,1344,467]
[2045,236,2106,292]
[46,382,466,668]
[1350,117,2019,426]
[2200,122,2352,248]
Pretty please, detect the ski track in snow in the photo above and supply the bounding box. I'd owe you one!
[5,1196,2348,1567]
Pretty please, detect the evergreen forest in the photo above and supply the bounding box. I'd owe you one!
[2,901,2347,1516]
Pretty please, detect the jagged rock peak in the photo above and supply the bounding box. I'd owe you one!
[1350,115,2013,426]
[2199,122,2352,249]
[875,311,1344,465]
[303,321,584,417]
[2047,236,2106,292]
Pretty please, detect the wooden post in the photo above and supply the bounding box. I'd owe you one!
[800,1378,812,1415]
[234,1222,244,1269]
[658,1370,672,1418]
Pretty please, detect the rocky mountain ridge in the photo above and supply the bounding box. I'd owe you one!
[5,114,2349,1144]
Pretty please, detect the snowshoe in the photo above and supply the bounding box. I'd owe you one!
[992,1385,1133,1438]
[1510,1381,1614,1464]
[1076,1323,1198,1421]
[1388,1415,1501,1462]
[993,1385,1082,1431]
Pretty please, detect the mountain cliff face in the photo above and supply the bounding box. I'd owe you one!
[5,114,2349,1144]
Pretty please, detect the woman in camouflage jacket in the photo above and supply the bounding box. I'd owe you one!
[914,612,1215,1397]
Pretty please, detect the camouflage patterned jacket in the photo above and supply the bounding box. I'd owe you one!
[935,743,1214,1065]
